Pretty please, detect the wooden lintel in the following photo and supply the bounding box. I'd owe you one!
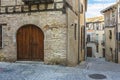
[0,23,7,26]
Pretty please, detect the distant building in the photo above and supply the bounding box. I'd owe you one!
[101,1,120,63]
[86,16,105,58]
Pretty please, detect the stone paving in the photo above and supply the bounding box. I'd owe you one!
[0,58,120,80]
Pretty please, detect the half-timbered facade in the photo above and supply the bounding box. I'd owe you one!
[0,0,87,66]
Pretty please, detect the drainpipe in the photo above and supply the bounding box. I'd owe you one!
[115,2,119,63]
[78,0,81,63]
[116,1,120,63]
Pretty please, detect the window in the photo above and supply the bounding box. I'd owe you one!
[102,24,105,30]
[87,35,91,42]
[110,48,113,60]
[80,4,83,13]
[89,23,93,30]
[74,24,77,40]
[101,34,105,46]
[119,43,120,52]
[116,32,120,41]
[109,30,112,39]
[96,45,99,52]
[96,23,99,30]
[96,34,99,43]
[103,34,105,41]
[112,11,115,17]
[0,25,2,48]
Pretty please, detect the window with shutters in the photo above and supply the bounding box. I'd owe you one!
[0,25,2,48]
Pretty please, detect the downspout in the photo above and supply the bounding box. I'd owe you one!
[115,2,119,63]
[78,0,81,63]
[84,4,87,61]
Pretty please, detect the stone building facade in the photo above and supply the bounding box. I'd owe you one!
[0,0,87,66]
[117,0,120,63]
[101,2,119,63]
[86,16,105,58]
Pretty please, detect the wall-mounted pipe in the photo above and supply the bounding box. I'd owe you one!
[78,0,81,63]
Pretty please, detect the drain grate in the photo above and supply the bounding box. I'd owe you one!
[88,74,107,79]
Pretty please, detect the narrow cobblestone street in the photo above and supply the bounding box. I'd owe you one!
[0,0,120,80]
[0,58,120,80]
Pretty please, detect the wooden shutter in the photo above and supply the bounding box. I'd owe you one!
[116,32,120,41]
[0,25,2,48]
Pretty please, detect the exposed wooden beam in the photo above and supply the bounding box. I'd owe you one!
[0,2,65,14]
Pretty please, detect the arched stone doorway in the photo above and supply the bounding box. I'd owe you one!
[17,24,44,61]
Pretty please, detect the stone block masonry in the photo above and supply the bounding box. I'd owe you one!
[0,0,67,65]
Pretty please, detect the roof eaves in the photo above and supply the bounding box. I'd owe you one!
[100,3,117,13]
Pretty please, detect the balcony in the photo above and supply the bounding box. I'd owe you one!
[22,0,54,4]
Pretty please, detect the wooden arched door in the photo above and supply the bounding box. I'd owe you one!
[17,24,44,61]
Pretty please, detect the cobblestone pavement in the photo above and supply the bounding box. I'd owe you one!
[78,58,120,72]
[0,58,120,80]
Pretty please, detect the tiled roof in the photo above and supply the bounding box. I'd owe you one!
[101,3,117,13]
[86,16,104,23]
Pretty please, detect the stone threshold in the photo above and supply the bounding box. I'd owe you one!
[15,61,44,64]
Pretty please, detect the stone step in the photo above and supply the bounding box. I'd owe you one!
[15,61,44,64]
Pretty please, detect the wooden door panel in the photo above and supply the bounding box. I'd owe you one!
[31,26,44,60]
[17,27,30,59]
[17,25,44,61]
[87,47,92,57]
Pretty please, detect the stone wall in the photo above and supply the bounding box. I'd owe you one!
[0,0,87,66]
[1,0,64,6]
[95,30,105,57]
[0,0,68,65]
[118,3,120,64]
[105,28,116,62]
[80,0,86,61]
[0,11,67,64]
[1,0,23,6]
[67,8,79,66]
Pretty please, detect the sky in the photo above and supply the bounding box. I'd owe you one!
[86,0,116,18]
